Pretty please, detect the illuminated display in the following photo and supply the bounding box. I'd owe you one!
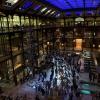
[41,0,100,10]
[74,39,82,50]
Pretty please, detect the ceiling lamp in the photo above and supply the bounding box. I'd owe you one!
[50,11,55,15]
[6,0,19,5]
[45,9,52,15]
[41,7,47,13]
[56,13,60,17]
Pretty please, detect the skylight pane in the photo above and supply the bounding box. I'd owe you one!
[41,0,100,10]
[20,1,33,10]
[45,0,71,9]
[76,0,83,8]
[85,1,96,7]
[86,2,93,8]
[67,0,77,8]
[34,5,41,10]
[93,0,100,7]
[58,0,70,8]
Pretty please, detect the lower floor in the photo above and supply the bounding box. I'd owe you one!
[0,52,100,100]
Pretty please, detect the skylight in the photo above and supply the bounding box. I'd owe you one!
[19,1,33,10]
[41,0,100,10]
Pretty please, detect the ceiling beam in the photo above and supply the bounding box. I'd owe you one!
[64,0,73,9]
[36,0,62,11]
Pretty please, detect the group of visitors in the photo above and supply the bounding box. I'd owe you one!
[1,51,99,100]
[32,52,81,100]
[0,94,28,100]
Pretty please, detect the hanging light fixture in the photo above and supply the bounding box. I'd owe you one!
[6,0,19,5]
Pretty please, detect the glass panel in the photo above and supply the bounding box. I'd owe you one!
[13,55,23,70]
[11,33,22,55]
[20,16,24,26]
[0,60,14,87]
[1,17,8,32]
[13,15,20,29]
[66,38,73,51]
[0,35,10,57]
[24,17,29,26]
[83,38,93,49]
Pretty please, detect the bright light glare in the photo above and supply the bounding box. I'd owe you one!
[6,0,18,5]
[41,7,47,12]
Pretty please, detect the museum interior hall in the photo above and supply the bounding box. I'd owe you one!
[0,0,100,100]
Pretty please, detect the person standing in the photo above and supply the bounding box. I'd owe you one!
[78,56,84,72]
[35,95,40,100]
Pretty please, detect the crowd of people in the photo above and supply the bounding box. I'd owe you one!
[0,51,99,100]
[32,52,81,100]
[0,94,28,100]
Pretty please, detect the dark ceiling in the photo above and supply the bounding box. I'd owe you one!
[0,0,100,18]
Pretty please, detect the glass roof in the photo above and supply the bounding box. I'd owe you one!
[19,1,33,10]
[13,0,100,17]
[41,0,100,10]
